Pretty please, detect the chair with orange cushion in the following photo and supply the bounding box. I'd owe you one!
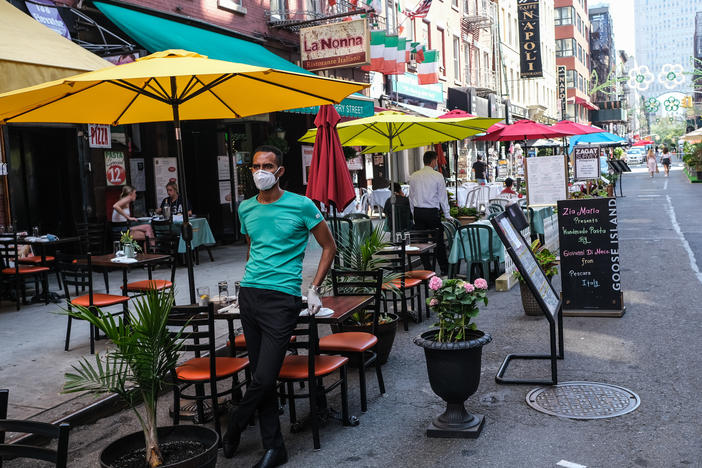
[319,269,385,413]
[59,254,130,354]
[122,236,177,296]
[168,303,249,440]
[0,235,50,310]
[277,312,353,450]
[376,241,423,331]
[405,229,440,320]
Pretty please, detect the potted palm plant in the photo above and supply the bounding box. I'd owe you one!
[327,226,400,366]
[63,291,219,468]
[413,276,491,438]
[514,240,558,316]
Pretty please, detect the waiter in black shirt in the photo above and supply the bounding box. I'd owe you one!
[472,155,487,185]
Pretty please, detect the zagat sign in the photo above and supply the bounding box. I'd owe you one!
[517,0,543,78]
[300,19,370,71]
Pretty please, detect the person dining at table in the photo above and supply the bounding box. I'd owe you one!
[156,181,191,215]
[383,182,413,230]
[112,185,154,245]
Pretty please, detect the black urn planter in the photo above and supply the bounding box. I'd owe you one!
[413,329,492,439]
[100,425,219,468]
[330,313,399,367]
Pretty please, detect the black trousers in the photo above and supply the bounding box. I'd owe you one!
[412,207,448,274]
[226,287,301,449]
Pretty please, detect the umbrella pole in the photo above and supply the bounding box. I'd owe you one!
[388,135,397,241]
[170,78,196,304]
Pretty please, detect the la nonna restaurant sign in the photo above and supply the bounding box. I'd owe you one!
[300,19,370,71]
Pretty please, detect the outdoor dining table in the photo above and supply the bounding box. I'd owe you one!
[78,253,171,293]
[142,216,216,254]
[448,220,505,268]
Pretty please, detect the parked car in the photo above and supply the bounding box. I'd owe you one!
[625,148,644,165]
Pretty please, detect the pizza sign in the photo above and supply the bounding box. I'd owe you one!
[105,151,126,186]
[89,124,111,148]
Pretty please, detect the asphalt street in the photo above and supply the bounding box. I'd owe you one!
[6,163,702,468]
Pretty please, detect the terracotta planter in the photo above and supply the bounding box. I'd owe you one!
[330,313,399,367]
[413,329,492,438]
[457,216,478,226]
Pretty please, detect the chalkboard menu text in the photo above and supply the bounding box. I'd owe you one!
[557,198,624,317]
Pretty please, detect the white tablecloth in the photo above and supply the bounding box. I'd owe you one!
[370,188,391,208]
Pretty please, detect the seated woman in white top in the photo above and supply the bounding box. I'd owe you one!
[112,185,155,247]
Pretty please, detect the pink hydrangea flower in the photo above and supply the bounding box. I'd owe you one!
[474,278,488,290]
[464,283,475,293]
[429,298,438,306]
[429,276,443,291]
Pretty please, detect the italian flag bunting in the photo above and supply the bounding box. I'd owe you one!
[411,42,426,63]
[417,49,438,84]
[394,38,408,75]
[362,30,386,72]
[382,35,398,74]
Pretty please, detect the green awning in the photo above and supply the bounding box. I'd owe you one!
[94,1,373,117]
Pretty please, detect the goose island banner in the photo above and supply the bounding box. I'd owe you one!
[517,0,543,78]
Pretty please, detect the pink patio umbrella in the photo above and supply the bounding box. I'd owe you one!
[551,120,604,135]
[438,109,475,119]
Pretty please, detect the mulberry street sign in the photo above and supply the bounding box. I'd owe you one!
[518,0,543,78]
[300,19,370,71]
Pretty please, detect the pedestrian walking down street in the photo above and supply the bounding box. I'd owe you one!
[222,145,337,467]
[646,149,658,178]
[661,147,671,177]
[409,151,454,276]
[472,154,488,185]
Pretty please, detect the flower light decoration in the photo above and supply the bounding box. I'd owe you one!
[663,96,681,112]
[657,64,685,90]
[644,97,660,113]
[628,66,655,91]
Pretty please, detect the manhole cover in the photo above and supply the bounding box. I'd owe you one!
[526,381,640,420]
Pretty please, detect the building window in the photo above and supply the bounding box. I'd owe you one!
[556,38,575,57]
[439,28,446,76]
[422,21,431,48]
[578,43,583,62]
[578,73,584,92]
[453,36,461,81]
[555,6,574,26]
[576,13,582,33]
[452,0,458,9]
[567,70,576,88]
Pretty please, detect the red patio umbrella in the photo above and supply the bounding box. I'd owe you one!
[551,120,604,135]
[305,105,356,213]
[492,119,570,141]
[473,123,506,141]
[633,139,654,146]
[438,109,475,119]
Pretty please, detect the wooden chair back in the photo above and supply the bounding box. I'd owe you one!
[168,303,216,360]
[330,269,383,334]
[0,389,70,468]
[57,254,93,306]
[0,235,20,274]
[76,222,107,255]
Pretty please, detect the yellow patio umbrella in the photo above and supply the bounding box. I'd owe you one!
[298,111,500,236]
[0,49,367,302]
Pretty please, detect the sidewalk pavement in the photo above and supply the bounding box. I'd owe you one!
[4,168,702,466]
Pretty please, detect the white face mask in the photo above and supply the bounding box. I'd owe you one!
[253,167,281,191]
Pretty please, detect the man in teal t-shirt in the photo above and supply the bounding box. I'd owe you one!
[223,145,336,467]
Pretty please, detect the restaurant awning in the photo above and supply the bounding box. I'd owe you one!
[573,96,599,111]
[94,0,373,117]
[0,1,111,93]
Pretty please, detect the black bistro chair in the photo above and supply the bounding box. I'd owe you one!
[0,389,70,468]
[122,236,177,296]
[0,235,50,310]
[169,303,250,440]
[319,269,385,413]
[375,242,423,331]
[277,312,352,450]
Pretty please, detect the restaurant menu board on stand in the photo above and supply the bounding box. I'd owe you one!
[574,146,600,180]
[525,155,567,206]
[153,157,178,203]
[493,213,560,318]
[557,198,624,317]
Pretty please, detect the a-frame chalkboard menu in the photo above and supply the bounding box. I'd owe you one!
[557,198,625,317]
[491,209,564,385]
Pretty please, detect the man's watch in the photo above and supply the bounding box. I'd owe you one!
[309,285,320,293]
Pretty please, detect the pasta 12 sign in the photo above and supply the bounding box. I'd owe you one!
[105,151,126,186]
[517,0,543,78]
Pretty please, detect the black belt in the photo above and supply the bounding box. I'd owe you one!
[414,207,439,211]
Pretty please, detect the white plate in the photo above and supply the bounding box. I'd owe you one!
[299,307,334,317]
[405,246,420,251]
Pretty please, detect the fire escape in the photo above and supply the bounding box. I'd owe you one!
[461,0,497,96]
[267,0,373,32]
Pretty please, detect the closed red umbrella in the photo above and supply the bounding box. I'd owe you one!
[551,120,604,135]
[305,105,356,212]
